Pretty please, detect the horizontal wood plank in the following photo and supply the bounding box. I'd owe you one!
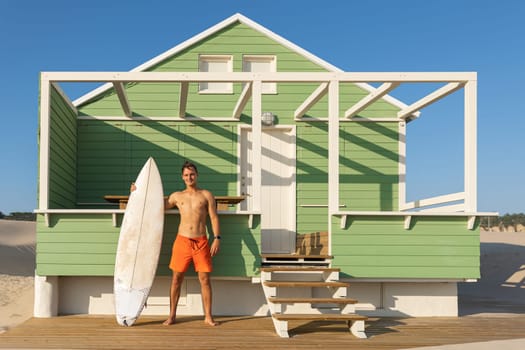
[263,281,349,288]
[272,313,367,321]
[2,315,525,349]
[269,297,358,305]
[260,267,339,272]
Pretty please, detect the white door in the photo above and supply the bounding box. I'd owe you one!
[240,127,296,254]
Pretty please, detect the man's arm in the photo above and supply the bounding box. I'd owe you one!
[165,193,177,210]
[205,191,221,256]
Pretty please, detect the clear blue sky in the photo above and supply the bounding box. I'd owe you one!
[0,0,523,215]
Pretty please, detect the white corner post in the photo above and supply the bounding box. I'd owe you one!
[34,274,59,317]
[328,79,339,254]
[464,78,477,212]
[251,78,263,212]
[39,74,51,211]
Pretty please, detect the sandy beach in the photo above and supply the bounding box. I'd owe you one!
[1,219,524,345]
[0,219,35,333]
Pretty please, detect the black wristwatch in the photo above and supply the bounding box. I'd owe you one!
[214,235,221,240]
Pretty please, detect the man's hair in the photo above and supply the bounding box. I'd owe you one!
[181,160,198,174]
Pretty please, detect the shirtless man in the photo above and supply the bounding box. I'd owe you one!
[134,160,220,326]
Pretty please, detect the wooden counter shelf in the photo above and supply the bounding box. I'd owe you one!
[104,195,245,210]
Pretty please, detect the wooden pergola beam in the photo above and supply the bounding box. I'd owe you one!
[112,82,132,118]
[398,82,464,120]
[233,82,252,119]
[294,82,329,119]
[178,82,189,118]
[344,82,400,119]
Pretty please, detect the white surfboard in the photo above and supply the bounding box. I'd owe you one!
[114,157,164,326]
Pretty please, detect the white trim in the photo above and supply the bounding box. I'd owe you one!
[334,210,497,217]
[328,80,339,214]
[344,82,400,118]
[419,203,465,213]
[398,82,464,120]
[328,80,339,255]
[35,209,259,228]
[242,55,277,94]
[39,74,51,210]
[50,82,77,113]
[77,116,241,122]
[198,55,233,94]
[232,82,252,119]
[401,191,465,211]
[48,71,478,84]
[294,82,328,119]
[295,117,402,122]
[398,121,407,210]
[178,82,189,118]
[334,210,498,231]
[464,80,477,212]
[112,82,132,117]
[251,80,262,212]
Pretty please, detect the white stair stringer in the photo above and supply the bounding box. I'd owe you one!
[261,269,289,337]
[260,266,367,339]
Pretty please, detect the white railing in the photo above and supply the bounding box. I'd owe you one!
[400,191,465,212]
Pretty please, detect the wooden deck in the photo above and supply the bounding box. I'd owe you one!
[2,315,525,349]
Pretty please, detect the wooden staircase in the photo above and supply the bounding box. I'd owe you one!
[260,259,367,338]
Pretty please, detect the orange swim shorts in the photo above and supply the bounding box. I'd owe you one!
[169,235,213,273]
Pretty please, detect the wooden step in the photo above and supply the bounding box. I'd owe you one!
[263,281,348,288]
[260,267,339,273]
[268,297,358,305]
[272,313,367,321]
[262,254,333,260]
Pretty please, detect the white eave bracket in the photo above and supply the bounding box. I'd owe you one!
[294,82,329,120]
[112,82,132,118]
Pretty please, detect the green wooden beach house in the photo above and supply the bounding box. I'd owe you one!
[35,13,495,336]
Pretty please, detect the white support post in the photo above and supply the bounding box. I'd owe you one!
[398,121,407,210]
[464,79,477,212]
[328,80,339,257]
[251,79,262,212]
[34,274,59,317]
[349,320,367,339]
[39,75,51,210]
[328,80,339,214]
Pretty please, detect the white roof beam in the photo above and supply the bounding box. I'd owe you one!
[232,82,252,119]
[294,82,328,119]
[178,82,189,118]
[344,82,400,119]
[45,72,476,85]
[112,82,132,118]
[398,82,464,120]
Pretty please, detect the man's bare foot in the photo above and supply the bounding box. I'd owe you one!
[163,317,176,326]
[204,318,219,326]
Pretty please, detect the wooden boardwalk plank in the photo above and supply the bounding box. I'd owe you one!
[268,297,358,304]
[2,315,525,349]
[263,281,349,288]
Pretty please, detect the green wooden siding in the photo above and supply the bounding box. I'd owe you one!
[296,123,328,233]
[331,216,480,279]
[48,85,77,208]
[339,122,399,211]
[77,22,398,122]
[36,214,261,277]
[76,121,238,206]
